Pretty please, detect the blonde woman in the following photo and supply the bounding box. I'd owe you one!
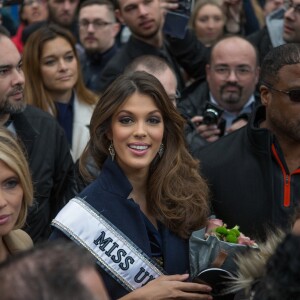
[0,127,33,262]
[190,0,226,46]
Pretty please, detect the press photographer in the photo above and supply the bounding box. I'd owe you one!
[178,35,260,154]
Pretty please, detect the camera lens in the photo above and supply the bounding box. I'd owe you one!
[202,109,219,125]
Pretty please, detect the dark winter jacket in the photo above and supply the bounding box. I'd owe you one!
[12,105,76,242]
[194,106,300,241]
[99,30,209,92]
[51,158,190,299]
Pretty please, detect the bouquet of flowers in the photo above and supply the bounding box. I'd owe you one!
[205,218,258,247]
[189,218,259,280]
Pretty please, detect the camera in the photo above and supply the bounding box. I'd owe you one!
[201,102,225,137]
[163,0,194,39]
[202,102,224,126]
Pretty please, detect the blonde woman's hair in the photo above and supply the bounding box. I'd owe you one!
[189,0,226,30]
[0,127,33,229]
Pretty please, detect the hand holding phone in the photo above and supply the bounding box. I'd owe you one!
[162,0,193,39]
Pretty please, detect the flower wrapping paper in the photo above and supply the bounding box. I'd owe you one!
[189,228,249,279]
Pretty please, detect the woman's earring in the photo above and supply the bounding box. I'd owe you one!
[108,141,115,161]
[158,143,164,158]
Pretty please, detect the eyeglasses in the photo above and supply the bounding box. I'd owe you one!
[284,0,300,14]
[212,66,254,79]
[263,82,300,102]
[23,0,44,6]
[79,20,114,30]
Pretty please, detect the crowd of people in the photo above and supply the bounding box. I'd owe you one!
[1,0,300,299]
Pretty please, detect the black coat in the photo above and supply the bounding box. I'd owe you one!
[177,80,212,153]
[99,30,209,92]
[12,105,76,242]
[194,106,298,241]
[248,26,273,65]
[51,158,190,299]
[79,44,118,93]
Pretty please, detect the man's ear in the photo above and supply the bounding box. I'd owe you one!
[206,64,211,82]
[115,9,125,24]
[112,22,121,38]
[260,85,271,107]
[254,66,260,85]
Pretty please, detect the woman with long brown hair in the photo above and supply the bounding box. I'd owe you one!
[23,24,98,161]
[51,71,211,299]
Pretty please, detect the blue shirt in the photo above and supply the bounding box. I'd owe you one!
[55,92,74,147]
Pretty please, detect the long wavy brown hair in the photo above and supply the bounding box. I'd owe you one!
[23,24,97,116]
[80,71,209,239]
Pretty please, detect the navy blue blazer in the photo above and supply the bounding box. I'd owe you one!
[51,158,189,299]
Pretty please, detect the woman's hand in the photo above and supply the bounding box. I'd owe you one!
[119,274,213,300]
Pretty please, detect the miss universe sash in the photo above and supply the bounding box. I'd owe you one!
[51,197,165,291]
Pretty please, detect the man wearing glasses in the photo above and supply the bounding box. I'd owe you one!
[78,0,120,93]
[195,43,300,242]
[178,35,260,153]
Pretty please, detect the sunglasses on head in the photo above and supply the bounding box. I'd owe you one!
[262,82,300,103]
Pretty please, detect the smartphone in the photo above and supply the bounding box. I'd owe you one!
[193,268,234,299]
[163,0,194,39]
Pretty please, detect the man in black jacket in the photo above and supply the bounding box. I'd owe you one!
[195,43,300,241]
[78,0,120,93]
[98,0,209,92]
[0,32,75,242]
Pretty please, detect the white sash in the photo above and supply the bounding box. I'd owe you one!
[52,197,164,291]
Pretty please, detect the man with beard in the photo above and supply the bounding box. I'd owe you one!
[178,36,260,153]
[0,32,75,242]
[194,43,300,241]
[98,0,210,92]
[78,0,120,93]
[47,0,80,40]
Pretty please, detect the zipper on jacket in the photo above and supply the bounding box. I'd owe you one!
[272,144,300,207]
[272,144,290,207]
